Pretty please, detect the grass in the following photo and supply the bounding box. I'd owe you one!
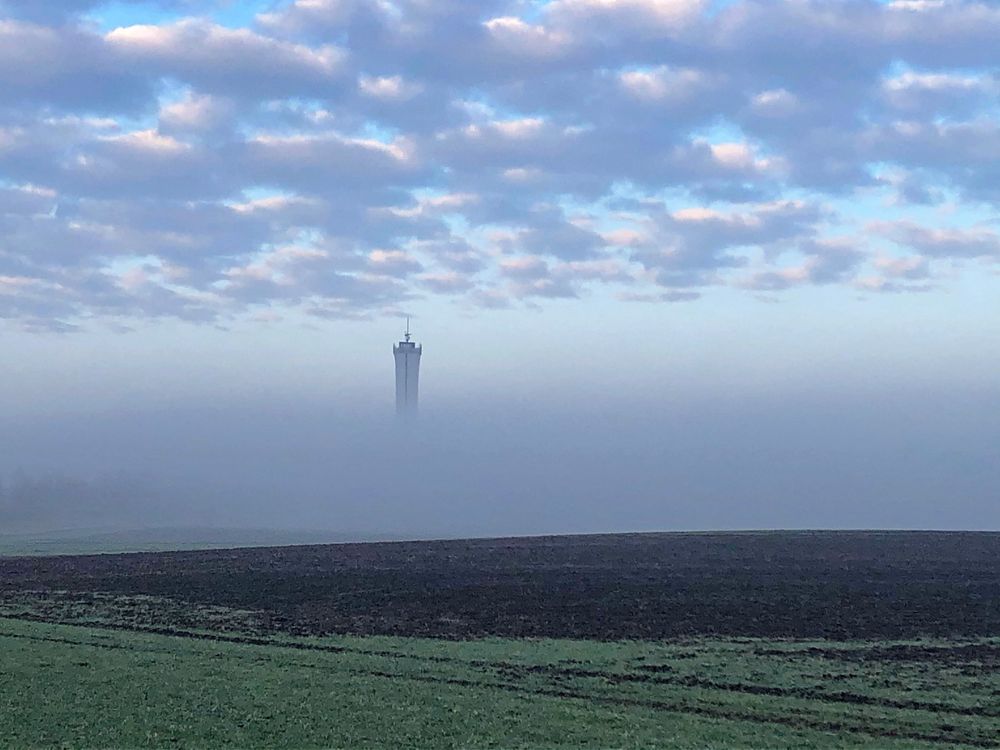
[2,616,998,749]
[3,533,998,748]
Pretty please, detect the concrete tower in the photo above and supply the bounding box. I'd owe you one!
[393,318,421,416]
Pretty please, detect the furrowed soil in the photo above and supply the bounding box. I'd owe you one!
[2,531,999,748]
[1,531,998,640]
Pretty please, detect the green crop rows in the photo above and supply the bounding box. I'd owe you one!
[2,616,997,749]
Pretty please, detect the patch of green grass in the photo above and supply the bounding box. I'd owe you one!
[2,617,997,749]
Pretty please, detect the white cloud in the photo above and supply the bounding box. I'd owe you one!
[106,20,347,98]
[618,67,709,102]
[749,88,800,117]
[0,19,151,111]
[100,129,190,154]
[482,16,573,57]
[0,0,997,328]
[159,92,236,134]
[546,0,706,33]
[888,1,946,10]
[872,221,1000,260]
[491,118,548,139]
[358,74,423,100]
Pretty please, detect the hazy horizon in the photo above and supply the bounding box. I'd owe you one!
[1,0,998,537]
[3,377,998,536]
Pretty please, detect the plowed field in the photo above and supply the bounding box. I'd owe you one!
[2,530,997,640]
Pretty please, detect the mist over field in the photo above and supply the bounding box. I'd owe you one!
[1,0,999,543]
[3,382,998,536]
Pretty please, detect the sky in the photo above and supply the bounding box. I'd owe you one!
[0,0,998,534]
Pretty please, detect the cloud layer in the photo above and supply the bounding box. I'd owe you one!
[1,0,998,330]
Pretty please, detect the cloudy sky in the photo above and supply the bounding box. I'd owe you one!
[0,0,997,533]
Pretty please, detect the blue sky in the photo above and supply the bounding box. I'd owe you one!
[0,0,997,395]
[0,0,997,531]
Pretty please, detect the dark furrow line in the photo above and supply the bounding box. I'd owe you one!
[482,663,1000,718]
[0,614,349,653]
[0,629,205,660]
[3,613,994,721]
[1,622,994,749]
[337,668,999,748]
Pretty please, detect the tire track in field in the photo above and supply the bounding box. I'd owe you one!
[349,667,999,750]
[3,613,995,720]
[484,662,1000,718]
[1,620,995,749]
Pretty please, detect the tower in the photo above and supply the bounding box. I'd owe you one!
[393,317,421,416]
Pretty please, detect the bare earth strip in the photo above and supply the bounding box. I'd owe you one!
[1,531,999,748]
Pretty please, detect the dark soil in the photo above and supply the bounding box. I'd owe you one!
[2,531,999,640]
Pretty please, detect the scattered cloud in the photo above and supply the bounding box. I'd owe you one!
[873,221,1000,260]
[0,0,997,330]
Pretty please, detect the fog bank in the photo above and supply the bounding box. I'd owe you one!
[2,383,997,537]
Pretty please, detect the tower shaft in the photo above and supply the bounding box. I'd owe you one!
[393,334,421,416]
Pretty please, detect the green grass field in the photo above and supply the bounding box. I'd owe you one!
[2,616,997,749]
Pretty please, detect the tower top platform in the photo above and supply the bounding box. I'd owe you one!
[395,316,419,350]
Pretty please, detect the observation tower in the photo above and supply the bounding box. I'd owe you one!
[393,318,421,416]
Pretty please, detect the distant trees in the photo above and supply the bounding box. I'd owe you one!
[0,471,159,533]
